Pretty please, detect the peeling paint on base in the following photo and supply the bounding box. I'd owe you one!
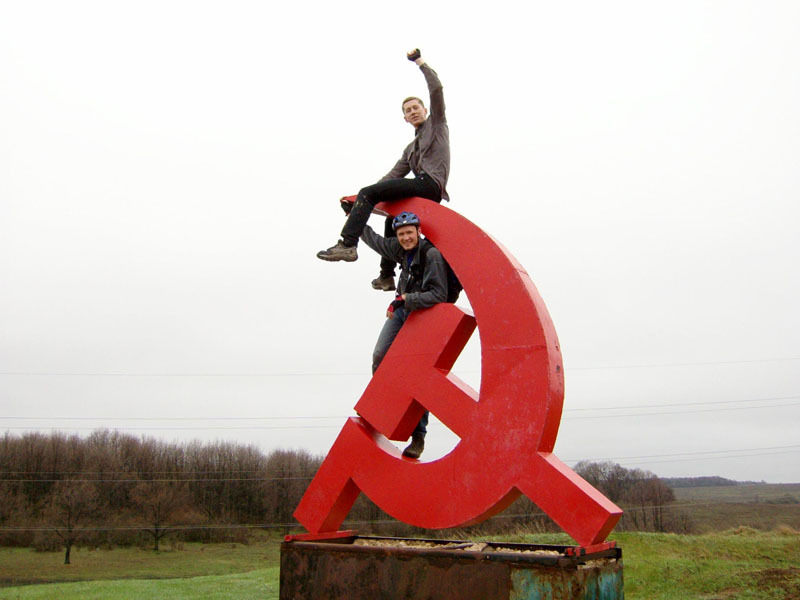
[280,535,623,600]
[510,564,624,599]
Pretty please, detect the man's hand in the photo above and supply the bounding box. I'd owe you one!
[386,296,405,319]
[407,48,422,62]
[340,197,353,216]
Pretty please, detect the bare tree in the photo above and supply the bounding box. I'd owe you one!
[2,431,330,548]
[263,449,321,535]
[575,460,675,532]
[42,481,101,564]
[130,481,198,551]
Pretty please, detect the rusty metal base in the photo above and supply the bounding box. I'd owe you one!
[280,535,623,600]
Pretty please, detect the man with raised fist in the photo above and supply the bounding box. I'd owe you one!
[317,49,451,294]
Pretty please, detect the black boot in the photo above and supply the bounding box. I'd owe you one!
[371,275,396,291]
[402,434,425,459]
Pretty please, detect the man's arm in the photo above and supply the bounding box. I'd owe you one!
[410,49,445,124]
[404,247,447,310]
[360,225,404,263]
[378,145,412,182]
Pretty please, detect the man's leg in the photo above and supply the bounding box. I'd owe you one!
[371,216,398,291]
[369,307,429,459]
[341,178,429,245]
[371,307,408,375]
[372,175,442,287]
[317,175,440,263]
[403,410,428,460]
[318,179,419,262]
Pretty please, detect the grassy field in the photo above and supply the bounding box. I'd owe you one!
[0,568,279,600]
[0,539,280,587]
[673,483,800,504]
[0,528,798,599]
[515,528,800,600]
[669,483,800,533]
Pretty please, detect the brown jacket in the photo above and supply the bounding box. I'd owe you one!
[379,64,451,201]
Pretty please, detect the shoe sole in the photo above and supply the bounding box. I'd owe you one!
[371,283,396,291]
[317,253,357,262]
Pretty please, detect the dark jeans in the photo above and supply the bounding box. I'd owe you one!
[371,306,429,438]
[340,174,441,277]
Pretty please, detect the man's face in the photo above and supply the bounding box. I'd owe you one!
[402,99,428,128]
[396,225,420,251]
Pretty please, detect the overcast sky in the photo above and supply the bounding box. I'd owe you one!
[1,1,798,484]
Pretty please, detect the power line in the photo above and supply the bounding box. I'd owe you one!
[563,401,800,420]
[568,356,800,371]
[0,523,300,532]
[0,425,344,431]
[3,394,798,422]
[0,371,366,378]
[0,469,313,475]
[0,476,314,483]
[0,415,349,421]
[565,444,800,462]
[564,395,800,411]
[3,447,799,481]
[0,356,797,378]
[618,450,800,466]
[0,498,794,533]
[2,400,796,431]
[0,469,316,476]
[1,445,795,476]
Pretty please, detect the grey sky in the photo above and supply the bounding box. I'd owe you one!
[1,1,798,483]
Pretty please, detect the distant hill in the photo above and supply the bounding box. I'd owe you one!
[663,476,766,488]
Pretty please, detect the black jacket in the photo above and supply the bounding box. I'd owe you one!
[360,226,447,311]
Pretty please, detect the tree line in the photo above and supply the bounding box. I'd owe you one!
[0,430,322,562]
[573,460,677,533]
[661,475,765,488]
[1,430,681,564]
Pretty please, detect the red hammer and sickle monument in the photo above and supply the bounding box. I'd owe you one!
[295,198,622,547]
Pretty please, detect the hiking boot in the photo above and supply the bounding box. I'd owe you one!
[317,240,357,262]
[371,275,396,291]
[402,434,425,459]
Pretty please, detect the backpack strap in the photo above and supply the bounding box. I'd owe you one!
[417,239,433,265]
[415,238,462,303]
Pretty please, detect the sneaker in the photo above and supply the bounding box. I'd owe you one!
[402,434,425,459]
[371,275,396,291]
[317,241,357,262]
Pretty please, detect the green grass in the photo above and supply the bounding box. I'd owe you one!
[616,528,800,600]
[0,568,279,600]
[495,528,800,600]
[668,483,800,533]
[1,529,798,599]
[673,483,800,504]
[0,539,279,588]
[675,501,800,533]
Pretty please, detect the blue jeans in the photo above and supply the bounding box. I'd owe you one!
[371,306,429,437]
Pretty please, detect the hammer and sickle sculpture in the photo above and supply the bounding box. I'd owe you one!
[295,199,622,546]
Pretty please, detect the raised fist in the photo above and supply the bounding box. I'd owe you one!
[407,48,421,62]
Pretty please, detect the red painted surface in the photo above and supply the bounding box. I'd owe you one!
[284,530,358,543]
[565,541,618,556]
[295,198,622,546]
